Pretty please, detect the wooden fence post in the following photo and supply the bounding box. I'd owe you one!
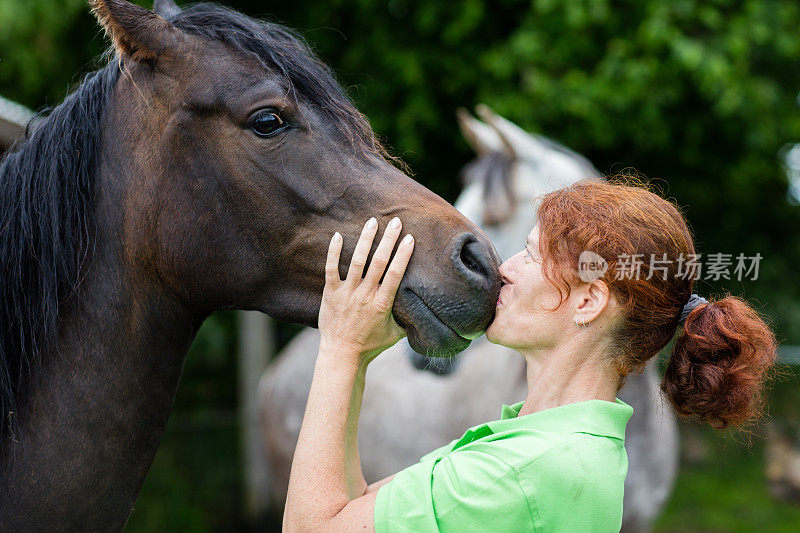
[238,311,274,521]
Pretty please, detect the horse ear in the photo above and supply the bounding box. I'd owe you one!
[475,104,528,160]
[153,0,181,19]
[89,0,180,62]
[456,107,504,157]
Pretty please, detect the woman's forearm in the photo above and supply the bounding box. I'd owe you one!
[283,345,369,531]
[344,367,369,499]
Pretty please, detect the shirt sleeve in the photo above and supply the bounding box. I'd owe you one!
[374,449,535,533]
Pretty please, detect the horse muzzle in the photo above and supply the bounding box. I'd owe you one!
[393,231,501,357]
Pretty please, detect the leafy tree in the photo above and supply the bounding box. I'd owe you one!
[0,0,103,108]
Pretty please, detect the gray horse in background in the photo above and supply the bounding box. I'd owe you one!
[258,105,679,532]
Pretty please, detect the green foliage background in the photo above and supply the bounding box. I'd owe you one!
[4,0,800,334]
[2,0,800,530]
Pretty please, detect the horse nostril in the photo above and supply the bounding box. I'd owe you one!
[456,234,494,283]
[460,240,486,278]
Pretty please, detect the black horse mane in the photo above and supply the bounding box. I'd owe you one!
[0,2,394,442]
[0,65,119,441]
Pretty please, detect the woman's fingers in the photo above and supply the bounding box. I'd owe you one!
[325,231,343,289]
[346,217,379,284]
[363,217,403,288]
[375,233,414,310]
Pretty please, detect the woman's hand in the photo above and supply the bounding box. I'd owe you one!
[318,216,414,366]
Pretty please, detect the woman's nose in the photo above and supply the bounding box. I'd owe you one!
[499,257,514,284]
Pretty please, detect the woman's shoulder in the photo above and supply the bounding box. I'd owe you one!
[517,434,628,530]
[452,424,625,471]
[463,434,627,531]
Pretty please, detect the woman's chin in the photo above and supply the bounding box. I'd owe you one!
[485,319,502,345]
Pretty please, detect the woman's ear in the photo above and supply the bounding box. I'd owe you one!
[89,0,182,62]
[574,279,611,325]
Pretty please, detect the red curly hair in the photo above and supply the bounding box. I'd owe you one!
[535,177,777,429]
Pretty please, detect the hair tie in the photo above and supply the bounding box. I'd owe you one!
[679,293,708,324]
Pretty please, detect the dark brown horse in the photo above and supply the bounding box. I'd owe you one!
[0,0,500,529]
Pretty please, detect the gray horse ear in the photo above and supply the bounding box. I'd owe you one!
[476,104,542,161]
[153,0,181,19]
[456,107,504,157]
[475,104,521,160]
[89,0,180,62]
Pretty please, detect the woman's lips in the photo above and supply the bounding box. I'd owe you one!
[497,284,509,307]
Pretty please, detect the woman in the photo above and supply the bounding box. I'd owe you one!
[283,178,776,532]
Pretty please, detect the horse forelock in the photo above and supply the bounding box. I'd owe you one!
[0,65,119,442]
[171,3,404,169]
[461,151,516,227]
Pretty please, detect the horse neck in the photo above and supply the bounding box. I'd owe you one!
[0,160,203,530]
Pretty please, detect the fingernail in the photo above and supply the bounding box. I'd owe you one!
[403,234,414,244]
[366,217,377,230]
[332,232,341,243]
[389,217,401,229]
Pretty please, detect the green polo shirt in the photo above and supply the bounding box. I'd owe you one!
[374,398,633,533]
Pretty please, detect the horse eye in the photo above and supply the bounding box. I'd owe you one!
[251,111,285,137]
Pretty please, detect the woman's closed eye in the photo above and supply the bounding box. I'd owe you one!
[525,246,541,264]
[525,246,534,261]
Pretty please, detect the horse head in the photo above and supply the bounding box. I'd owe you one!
[93,0,501,356]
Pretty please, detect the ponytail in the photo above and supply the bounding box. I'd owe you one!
[661,295,777,429]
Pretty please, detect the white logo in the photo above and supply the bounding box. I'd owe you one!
[578,251,608,282]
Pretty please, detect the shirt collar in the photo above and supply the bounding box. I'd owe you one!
[488,398,633,441]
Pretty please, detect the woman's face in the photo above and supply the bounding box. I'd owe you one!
[486,225,572,350]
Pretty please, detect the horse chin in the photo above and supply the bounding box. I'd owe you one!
[409,351,463,375]
[393,288,476,358]
[404,326,471,358]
